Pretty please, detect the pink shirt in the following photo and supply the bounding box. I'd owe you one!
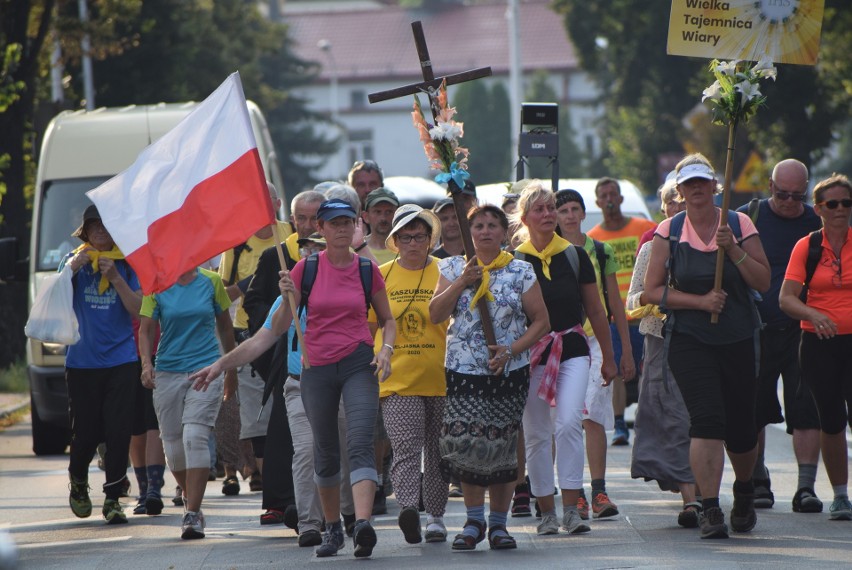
[655,210,758,250]
[290,252,385,366]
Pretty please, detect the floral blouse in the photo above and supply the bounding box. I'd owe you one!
[625,241,665,338]
[438,256,536,375]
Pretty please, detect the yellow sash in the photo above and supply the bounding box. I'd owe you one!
[285,232,301,262]
[514,234,571,280]
[469,250,514,310]
[73,243,125,294]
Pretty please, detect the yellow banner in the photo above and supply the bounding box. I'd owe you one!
[667,0,825,66]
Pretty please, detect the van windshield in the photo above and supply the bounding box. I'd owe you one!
[37,177,108,272]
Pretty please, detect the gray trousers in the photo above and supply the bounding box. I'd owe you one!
[284,375,354,533]
[300,343,379,487]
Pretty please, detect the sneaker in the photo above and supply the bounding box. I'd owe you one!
[172,485,184,507]
[592,492,619,519]
[792,487,823,513]
[829,496,852,521]
[69,477,92,518]
[753,477,774,508]
[298,529,322,547]
[612,419,629,446]
[398,506,422,544]
[353,519,377,558]
[133,496,147,515]
[699,506,729,539]
[315,524,345,557]
[145,489,163,516]
[730,488,756,533]
[562,509,590,534]
[221,476,240,496]
[448,483,464,498]
[537,513,560,535]
[511,483,532,517]
[181,510,205,539]
[102,499,127,525]
[425,517,447,543]
[577,496,590,520]
[372,486,387,516]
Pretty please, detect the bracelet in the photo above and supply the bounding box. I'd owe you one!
[382,343,394,354]
[734,251,748,266]
[354,241,368,252]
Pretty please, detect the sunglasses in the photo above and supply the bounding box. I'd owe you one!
[817,199,852,209]
[774,191,807,202]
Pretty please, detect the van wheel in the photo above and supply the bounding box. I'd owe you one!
[31,394,70,456]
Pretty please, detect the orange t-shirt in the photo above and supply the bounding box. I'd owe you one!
[784,227,852,334]
[588,217,658,307]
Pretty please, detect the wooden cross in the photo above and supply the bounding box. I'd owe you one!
[369,21,498,352]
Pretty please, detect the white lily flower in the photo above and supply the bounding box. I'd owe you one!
[702,80,724,102]
[751,57,777,81]
[430,121,462,141]
[735,80,761,103]
[714,60,739,76]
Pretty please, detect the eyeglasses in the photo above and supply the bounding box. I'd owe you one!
[774,191,807,202]
[817,199,852,209]
[396,233,429,244]
[820,256,843,288]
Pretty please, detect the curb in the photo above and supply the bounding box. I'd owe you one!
[0,395,29,420]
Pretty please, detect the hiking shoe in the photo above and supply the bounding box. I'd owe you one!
[448,483,463,498]
[753,477,774,508]
[730,490,757,533]
[221,476,240,496]
[145,489,163,516]
[511,483,532,517]
[372,486,387,516]
[612,419,629,446]
[577,495,590,520]
[69,477,92,518]
[315,524,345,557]
[353,519,377,558]
[562,509,591,534]
[172,485,184,506]
[298,529,322,547]
[102,499,127,525]
[133,496,147,515]
[829,496,852,521]
[792,487,823,513]
[699,506,729,539]
[181,510,205,539]
[677,502,701,528]
[425,517,447,543]
[398,506,422,544]
[592,492,619,519]
[537,513,560,535]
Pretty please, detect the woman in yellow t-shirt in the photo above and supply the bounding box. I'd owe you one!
[369,205,450,545]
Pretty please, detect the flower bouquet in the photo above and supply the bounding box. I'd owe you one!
[411,79,470,190]
[702,57,777,127]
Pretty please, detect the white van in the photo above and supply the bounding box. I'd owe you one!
[25,101,285,455]
[476,179,654,232]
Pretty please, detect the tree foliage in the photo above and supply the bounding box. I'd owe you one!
[451,79,511,184]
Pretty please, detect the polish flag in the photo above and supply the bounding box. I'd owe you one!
[87,72,275,294]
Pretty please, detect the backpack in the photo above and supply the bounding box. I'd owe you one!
[225,242,252,285]
[591,239,614,322]
[298,253,373,318]
[515,244,591,321]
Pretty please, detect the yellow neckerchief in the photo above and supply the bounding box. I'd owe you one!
[284,232,301,262]
[469,250,514,310]
[514,233,571,280]
[72,243,125,294]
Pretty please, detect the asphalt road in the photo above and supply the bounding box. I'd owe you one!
[1,412,850,569]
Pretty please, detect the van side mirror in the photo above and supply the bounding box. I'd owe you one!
[0,237,27,282]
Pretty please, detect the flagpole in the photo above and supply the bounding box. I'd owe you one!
[271,224,310,368]
[710,119,737,325]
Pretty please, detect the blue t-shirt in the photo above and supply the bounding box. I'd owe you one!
[139,268,231,372]
[736,199,821,327]
[64,257,140,369]
[262,296,307,377]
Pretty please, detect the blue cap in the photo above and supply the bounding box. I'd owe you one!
[316,199,357,221]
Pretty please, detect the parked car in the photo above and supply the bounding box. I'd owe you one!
[382,175,448,209]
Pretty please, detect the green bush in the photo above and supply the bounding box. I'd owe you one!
[0,360,27,393]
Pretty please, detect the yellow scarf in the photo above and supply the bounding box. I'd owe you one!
[514,234,571,280]
[285,232,301,262]
[73,243,125,294]
[469,250,514,310]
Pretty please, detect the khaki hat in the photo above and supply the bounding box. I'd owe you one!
[364,187,400,210]
[297,232,327,247]
[385,204,441,253]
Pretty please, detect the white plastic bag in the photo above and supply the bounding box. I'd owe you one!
[24,264,80,345]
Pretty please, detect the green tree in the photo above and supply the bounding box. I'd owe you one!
[452,80,511,184]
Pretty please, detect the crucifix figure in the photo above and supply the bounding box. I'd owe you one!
[369,21,497,349]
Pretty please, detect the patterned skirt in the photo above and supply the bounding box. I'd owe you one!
[439,366,530,487]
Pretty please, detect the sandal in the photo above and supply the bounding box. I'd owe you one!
[487,524,517,550]
[260,509,285,526]
[678,502,702,528]
[222,476,240,496]
[451,519,486,551]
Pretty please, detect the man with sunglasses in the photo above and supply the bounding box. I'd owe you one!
[736,158,824,514]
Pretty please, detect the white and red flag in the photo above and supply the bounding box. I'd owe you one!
[87,72,274,294]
